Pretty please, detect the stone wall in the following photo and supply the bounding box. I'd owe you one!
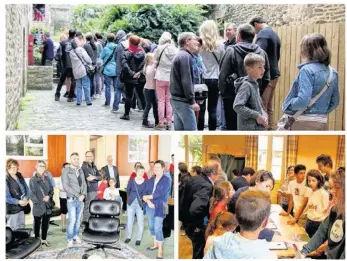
[6,4,32,130]
[27,66,53,90]
[211,4,345,27]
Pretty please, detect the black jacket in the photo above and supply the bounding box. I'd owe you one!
[29,174,54,217]
[224,37,236,50]
[170,49,195,105]
[219,41,270,98]
[101,165,120,188]
[82,162,101,193]
[180,174,214,228]
[230,176,250,192]
[61,37,74,69]
[6,172,30,215]
[121,49,146,84]
[84,42,98,65]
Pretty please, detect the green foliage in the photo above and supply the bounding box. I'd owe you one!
[30,24,49,34]
[71,4,209,41]
[33,46,41,65]
[188,135,203,166]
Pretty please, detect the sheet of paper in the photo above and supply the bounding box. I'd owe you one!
[268,242,287,250]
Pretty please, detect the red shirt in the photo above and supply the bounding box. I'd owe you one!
[129,172,148,180]
[170,164,174,175]
[209,202,227,222]
[97,181,108,199]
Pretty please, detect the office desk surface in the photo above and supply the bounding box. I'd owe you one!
[269,204,309,258]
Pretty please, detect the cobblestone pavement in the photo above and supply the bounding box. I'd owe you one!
[17,85,164,131]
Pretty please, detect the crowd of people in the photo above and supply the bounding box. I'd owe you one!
[179,154,345,259]
[6,154,174,259]
[47,15,339,131]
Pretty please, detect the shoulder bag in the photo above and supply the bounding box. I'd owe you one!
[134,180,145,210]
[73,49,95,75]
[277,66,333,130]
[101,47,117,74]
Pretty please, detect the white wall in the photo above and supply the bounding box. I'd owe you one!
[158,135,171,162]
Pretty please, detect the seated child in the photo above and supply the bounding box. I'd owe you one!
[104,178,123,208]
[97,169,108,199]
[233,53,268,131]
[204,212,238,255]
[204,190,277,259]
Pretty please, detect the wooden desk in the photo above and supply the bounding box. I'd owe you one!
[269,204,309,258]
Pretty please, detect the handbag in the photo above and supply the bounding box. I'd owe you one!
[134,180,145,210]
[277,66,333,130]
[73,49,95,75]
[194,75,208,103]
[38,182,54,210]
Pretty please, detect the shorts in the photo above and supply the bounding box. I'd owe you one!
[59,197,68,214]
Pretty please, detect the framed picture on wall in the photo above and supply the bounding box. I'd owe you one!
[6,135,47,160]
[128,135,149,163]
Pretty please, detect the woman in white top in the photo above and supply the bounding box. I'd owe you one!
[154,32,178,130]
[305,170,330,238]
[59,163,70,232]
[198,20,225,131]
[103,178,122,204]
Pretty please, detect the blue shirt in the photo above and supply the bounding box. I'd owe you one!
[126,178,146,206]
[6,177,30,205]
[282,61,339,115]
[164,172,172,198]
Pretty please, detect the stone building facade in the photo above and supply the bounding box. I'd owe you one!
[211,4,345,27]
[6,4,32,130]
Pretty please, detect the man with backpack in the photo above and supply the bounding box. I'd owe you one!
[55,29,77,102]
[219,24,270,130]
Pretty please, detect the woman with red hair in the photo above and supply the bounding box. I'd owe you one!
[120,35,146,121]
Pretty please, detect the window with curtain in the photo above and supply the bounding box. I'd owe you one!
[178,135,202,170]
[128,135,149,163]
[258,136,285,181]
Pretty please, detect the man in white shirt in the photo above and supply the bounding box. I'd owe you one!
[101,155,120,188]
[280,164,312,228]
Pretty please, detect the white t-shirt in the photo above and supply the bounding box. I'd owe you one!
[287,180,312,216]
[59,178,67,198]
[108,165,115,179]
[103,187,120,201]
[306,188,329,222]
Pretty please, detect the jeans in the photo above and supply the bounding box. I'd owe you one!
[126,199,144,241]
[93,73,103,95]
[185,223,205,259]
[305,219,322,238]
[6,211,25,230]
[104,75,117,105]
[56,67,76,99]
[170,99,197,130]
[146,205,164,242]
[197,79,219,130]
[67,199,84,241]
[83,191,97,222]
[34,213,50,240]
[124,82,146,116]
[156,80,172,125]
[217,95,226,128]
[76,75,91,105]
[113,77,124,111]
[223,96,238,130]
[143,89,159,124]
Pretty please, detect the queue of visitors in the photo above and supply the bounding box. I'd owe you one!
[6,155,173,259]
[179,153,345,259]
[50,15,340,131]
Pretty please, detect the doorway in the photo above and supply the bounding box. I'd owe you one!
[217,153,245,181]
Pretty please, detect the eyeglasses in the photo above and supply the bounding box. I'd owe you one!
[37,165,46,168]
[9,166,18,169]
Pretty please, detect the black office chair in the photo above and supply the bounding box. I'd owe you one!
[6,227,41,259]
[82,200,121,257]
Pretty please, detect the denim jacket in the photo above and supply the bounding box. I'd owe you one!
[282,61,339,115]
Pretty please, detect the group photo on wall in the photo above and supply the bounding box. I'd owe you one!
[178,134,345,259]
[5,134,175,259]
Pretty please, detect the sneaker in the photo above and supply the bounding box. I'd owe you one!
[120,115,130,120]
[166,124,172,130]
[63,92,69,98]
[67,240,74,248]
[124,238,131,244]
[142,121,154,128]
[73,236,82,244]
[155,124,165,130]
[135,240,141,246]
[77,103,81,106]
[55,95,60,101]
[111,109,119,114]
[67,98,73,102]
[87,103,92,106]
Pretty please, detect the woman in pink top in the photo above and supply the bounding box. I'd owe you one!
[142,53,159,128]
[154,32,178,130]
